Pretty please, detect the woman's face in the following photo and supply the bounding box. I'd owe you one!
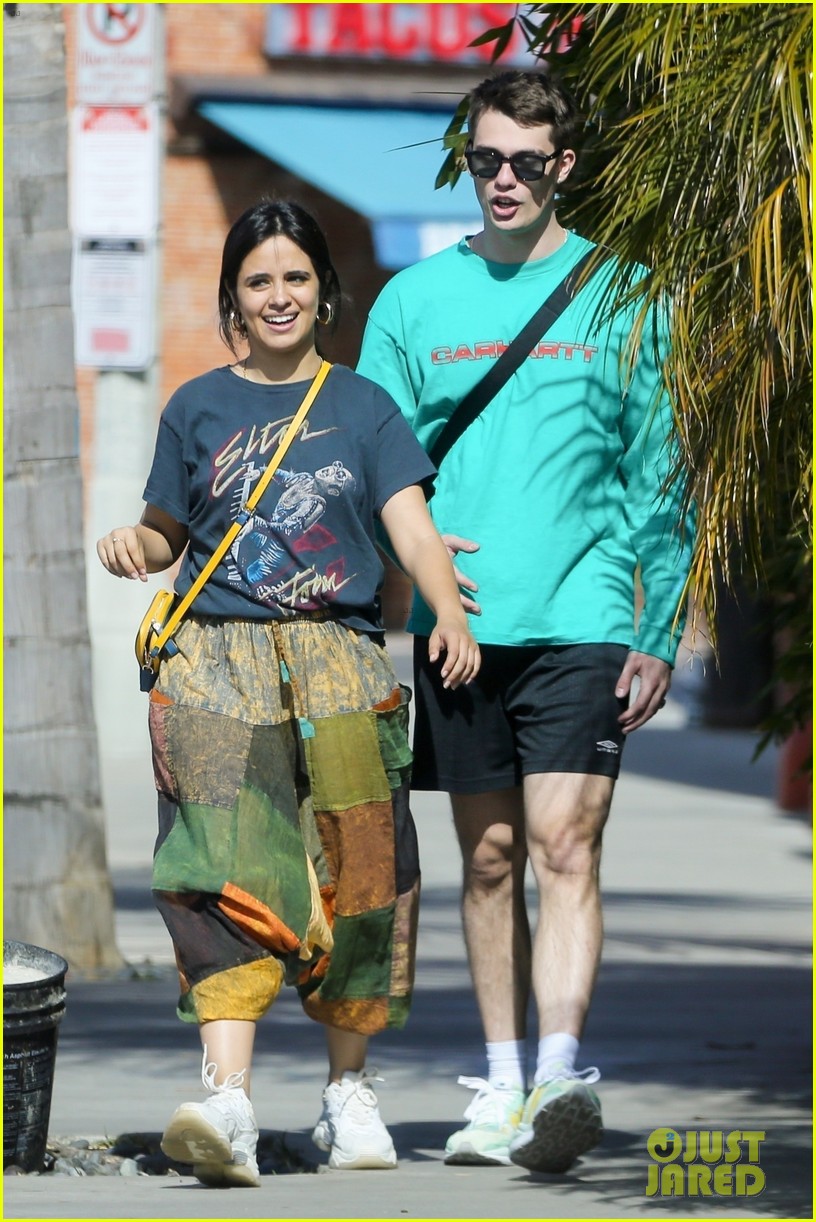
[233,234,321,367]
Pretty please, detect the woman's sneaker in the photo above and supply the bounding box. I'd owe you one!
[444,1076,526,1166]
[311,1068,397,1169]
[161,1056,260,1187]
[509,1065,603,1174]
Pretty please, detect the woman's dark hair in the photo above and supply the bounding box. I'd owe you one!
[468,69,581,154]
[218,199,341,355]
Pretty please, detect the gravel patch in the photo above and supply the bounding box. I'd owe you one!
[4,1132,319,1177]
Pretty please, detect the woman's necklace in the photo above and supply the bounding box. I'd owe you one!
[240,355,323,384]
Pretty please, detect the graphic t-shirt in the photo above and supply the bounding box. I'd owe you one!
[143,364,435,635]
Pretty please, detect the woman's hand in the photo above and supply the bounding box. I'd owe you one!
[429,618,481,689]
[97,506,187,579]
[97,526,148,581]
[379,485,481,688]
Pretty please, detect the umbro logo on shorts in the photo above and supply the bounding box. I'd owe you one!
[596,740,620,754]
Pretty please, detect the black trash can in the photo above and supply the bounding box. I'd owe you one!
[3,940,68,1172]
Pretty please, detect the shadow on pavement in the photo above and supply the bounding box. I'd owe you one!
[96,881,810,1106]
[60,906,811,1119]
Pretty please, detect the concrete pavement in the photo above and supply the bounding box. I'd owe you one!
[4,637,811,1219]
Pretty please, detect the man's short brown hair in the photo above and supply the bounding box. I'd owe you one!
[468,69,581,152]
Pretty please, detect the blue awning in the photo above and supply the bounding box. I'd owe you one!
[197,100,480,269]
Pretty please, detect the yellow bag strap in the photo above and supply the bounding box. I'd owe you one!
[151,359,331,656]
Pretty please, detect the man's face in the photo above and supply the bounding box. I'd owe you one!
[468,109,575,243]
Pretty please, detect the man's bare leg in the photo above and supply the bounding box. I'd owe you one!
[444,789,531,1166]
[451,787,531,1044]
[523,771,614,1050]
[507,771,613,1174]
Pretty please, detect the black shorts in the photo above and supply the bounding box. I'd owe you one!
[411,639,630,793]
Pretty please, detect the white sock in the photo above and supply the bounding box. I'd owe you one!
[485,1040,526,1091]
[534,1033,579,1085]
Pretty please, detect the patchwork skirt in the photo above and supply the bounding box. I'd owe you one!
[148,615,419,1035]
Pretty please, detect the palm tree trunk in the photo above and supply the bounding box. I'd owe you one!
[3,3,122,971]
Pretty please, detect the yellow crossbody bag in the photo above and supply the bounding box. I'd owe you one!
[134,360,331,691]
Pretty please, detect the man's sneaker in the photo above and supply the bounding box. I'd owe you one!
[444,1076,526,1166]
[161,1055,260,1187]
[509,1065,603,1174]
[311,1068,397,1170]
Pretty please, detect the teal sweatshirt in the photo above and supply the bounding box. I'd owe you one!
[358,232,694,664]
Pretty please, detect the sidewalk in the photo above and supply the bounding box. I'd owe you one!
[4,639,811,1219]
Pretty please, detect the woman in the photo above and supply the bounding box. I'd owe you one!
[97,199,479,1187]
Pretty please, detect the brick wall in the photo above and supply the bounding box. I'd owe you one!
[165,4,268,77]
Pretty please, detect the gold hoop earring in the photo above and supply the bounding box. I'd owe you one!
[316,301,334,326]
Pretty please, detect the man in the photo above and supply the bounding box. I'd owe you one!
[357,69,694,1174]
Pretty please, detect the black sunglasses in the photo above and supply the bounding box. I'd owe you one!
[464,144,562,182]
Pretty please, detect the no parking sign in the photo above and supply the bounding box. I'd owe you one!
[72,5,159,367]
[76,4,157,106]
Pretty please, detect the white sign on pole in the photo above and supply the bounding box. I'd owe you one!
[73,238,156,370]
[71,104,160,238]
[76,3,157,106]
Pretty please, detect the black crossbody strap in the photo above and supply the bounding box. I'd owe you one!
[428,248,598,469]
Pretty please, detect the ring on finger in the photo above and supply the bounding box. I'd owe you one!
[112,536,122,543]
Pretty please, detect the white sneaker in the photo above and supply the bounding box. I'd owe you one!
[161,1054,260,1187]
[444,1076,526,1166]
[311,1068,397,1170]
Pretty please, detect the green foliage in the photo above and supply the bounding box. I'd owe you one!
[440,3,812,746]
[434,94,471,190]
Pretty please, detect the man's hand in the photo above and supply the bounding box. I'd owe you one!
[440,534,482,615]
[615,651,671,733]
